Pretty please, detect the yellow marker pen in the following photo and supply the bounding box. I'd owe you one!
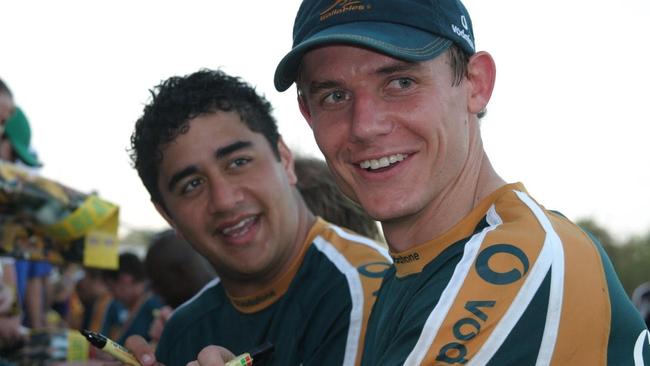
[225,342,274,366]
[80,329,141,366]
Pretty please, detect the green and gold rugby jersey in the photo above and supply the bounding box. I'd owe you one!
[155,218,391,366]
[362,183,650,366]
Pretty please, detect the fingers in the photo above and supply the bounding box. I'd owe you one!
[124,335,157,366]
[159,305,173,321]
[148,306,173,342]
[188,345,236,366]
[148,316,164,343]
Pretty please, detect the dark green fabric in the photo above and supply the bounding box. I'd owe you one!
[155,246,353,366]
[362,231,478,365]
[587,231,650,365]
[485,273,549,366]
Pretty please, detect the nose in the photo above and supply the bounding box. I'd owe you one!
[349,92,392,143]
[206,175,244,214]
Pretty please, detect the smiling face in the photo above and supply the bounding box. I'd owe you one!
[297,45,494,247]
[298,46,471,219]
[155,111,303,293]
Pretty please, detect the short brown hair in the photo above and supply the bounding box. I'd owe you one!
[295,156,383,242]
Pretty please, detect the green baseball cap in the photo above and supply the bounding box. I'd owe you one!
[274,0,476,92]
[4,107,42,167]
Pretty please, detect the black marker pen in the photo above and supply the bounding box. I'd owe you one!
[80,329,141,366]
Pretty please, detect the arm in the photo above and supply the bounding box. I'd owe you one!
[24,275,46,328]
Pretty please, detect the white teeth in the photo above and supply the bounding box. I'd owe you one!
[222,216,255,235]
[359,154,407,170]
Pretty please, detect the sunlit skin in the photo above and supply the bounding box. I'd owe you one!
[298,45,503,252]
[155,111,314,297]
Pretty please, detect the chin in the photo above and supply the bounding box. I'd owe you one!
[369,199,421,223]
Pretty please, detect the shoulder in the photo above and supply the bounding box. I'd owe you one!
[304,222,392,300]
[310,221,391,266]
[156,278,225,362]
[164,278,224,334]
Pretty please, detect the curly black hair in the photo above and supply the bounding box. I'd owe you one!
[130,69,280,205]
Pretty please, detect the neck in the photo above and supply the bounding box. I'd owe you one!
[382,129,505,252]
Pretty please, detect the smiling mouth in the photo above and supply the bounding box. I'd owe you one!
[359,153,408,171]
[220,216,257,238]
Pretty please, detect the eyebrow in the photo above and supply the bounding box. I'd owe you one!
[306,60,421,96]
[166,140,253,192]
[167,166,198,192]
[215,140,252,159]
[375,60,421,75]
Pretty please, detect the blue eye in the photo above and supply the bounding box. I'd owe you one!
[389,78,414,89]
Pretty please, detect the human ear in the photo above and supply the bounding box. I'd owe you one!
[466,51,496,115]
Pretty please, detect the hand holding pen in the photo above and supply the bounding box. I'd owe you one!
[186,342,273,366]
[122,333,274,366]
[80,329,142,366]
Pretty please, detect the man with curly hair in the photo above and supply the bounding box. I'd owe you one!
[125,69,391,366]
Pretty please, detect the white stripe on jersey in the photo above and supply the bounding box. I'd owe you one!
[313,235,365,366]
[403,205,502,366]
[171,277,221,318]
[469,191,565,365]
[328,224,392,262]
[515,191,565,366]
[634,330,650,366]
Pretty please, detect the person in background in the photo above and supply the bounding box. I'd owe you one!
[69,268,120,332]
[294,156,382,242]
[145,230,216,310]
[143,230,216,342]
[0,79,21,346]
[274,0,650,364]
[45,263,83,328]
[124,69,391,366]
[0,107,42,168]
[0,257,25,348]
[101,252,162,345]
[633,282,650,329]
[1,107,52,336]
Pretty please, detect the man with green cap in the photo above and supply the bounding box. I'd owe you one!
[271,0,650,365]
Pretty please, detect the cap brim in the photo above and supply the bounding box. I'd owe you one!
[13,143,42,167]
[274,21,452,91]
